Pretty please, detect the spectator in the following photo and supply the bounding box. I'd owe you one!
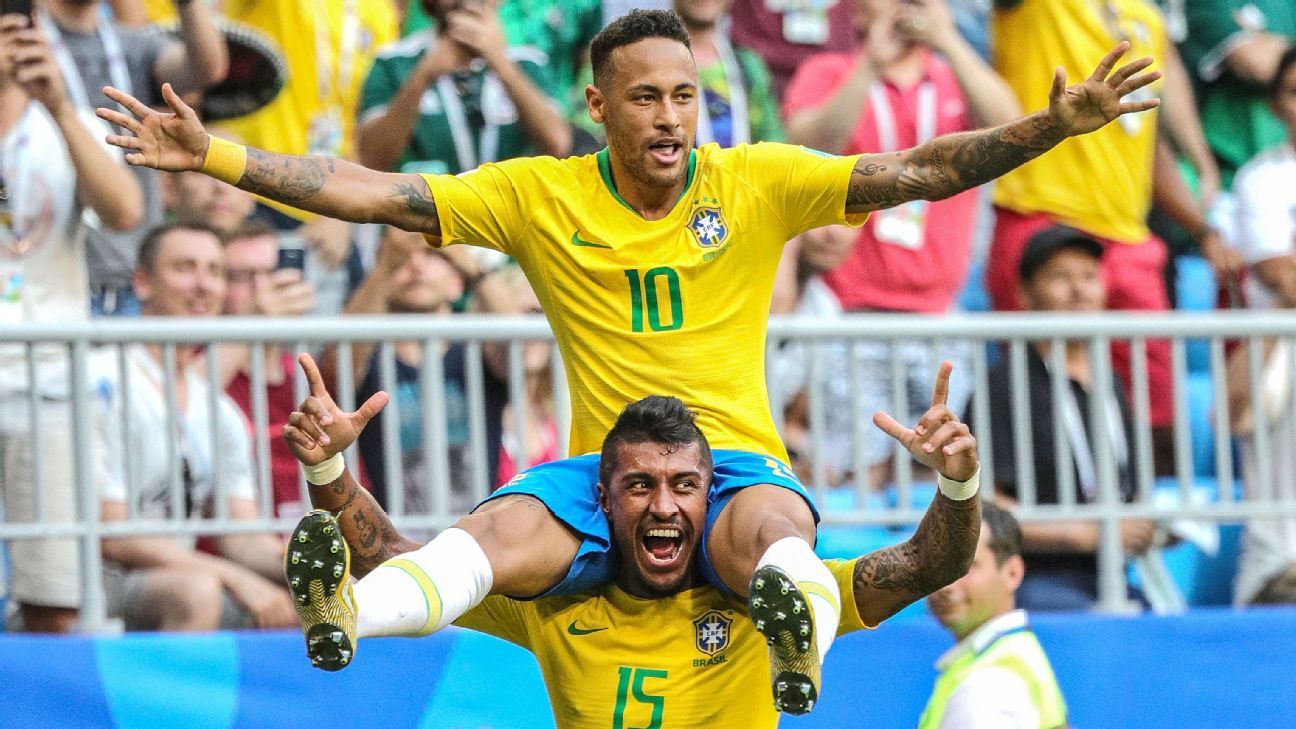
[784,0,1017,490]
[1179,0,1296,190]
[163,138,255,236]
[1228,47,1296,606]
[674,0,785,146]
[96,223,296,631]
[220,0,397,270]
[964,226,1155,611]
[221,221,317,519]
[0,13,143,633]
[986,0,1222,473]
[919,502,1068,728]
[728,0,857,97]
[356,0,570,176]
[492,266,559,485]
[768,225,857,487]
[329,227,510,513]
[41,0,226,317]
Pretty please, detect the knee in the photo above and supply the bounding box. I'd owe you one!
[155,570,224,631]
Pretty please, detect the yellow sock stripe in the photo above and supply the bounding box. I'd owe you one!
[200,136,247,186]
[384,558,443,635]
[798,581,841,615]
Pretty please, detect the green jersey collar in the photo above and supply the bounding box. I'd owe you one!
[596,147,697,218]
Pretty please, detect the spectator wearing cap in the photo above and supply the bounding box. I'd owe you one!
[964,226,1155,611]
[920,502,1068,728]
[356,0,570,177]
[782,0,1018,492]
[40,0,227,317]
[0,10,143,633]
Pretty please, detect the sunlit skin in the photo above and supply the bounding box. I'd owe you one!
[586,37,699,219]
[222,232,277,316]
[673,0,730,30]
[1020,247,1107,314]
[134,228,227,318]
[598,441,710,598]
[925,524,1023,641]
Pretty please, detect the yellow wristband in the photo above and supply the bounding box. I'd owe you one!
[200,136,247,186]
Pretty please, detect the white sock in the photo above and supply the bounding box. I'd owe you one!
[353,527,494,638]
[756,536,841,660]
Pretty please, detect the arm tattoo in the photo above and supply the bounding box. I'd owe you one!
[310,475,420,576]
[386,178,441,232]
[852,493,981,625]
[238,148,330,203]
[846,111,1066,212]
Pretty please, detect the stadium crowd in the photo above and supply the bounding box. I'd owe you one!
[0,0,1294,636]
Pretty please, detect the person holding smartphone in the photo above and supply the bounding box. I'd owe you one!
[0,11,143,633]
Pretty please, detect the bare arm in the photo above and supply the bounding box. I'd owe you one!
[1157,43,1219,203]
[852,491,980,627]
[216,497,287,584]
[1223,33,1291,87]
[358,42,465,171]
[306,467,422,577]
[845,43,1161,214]
[1252,256,1296,309]
[151,0,229,94]
[785,52,883,155]
[97,83,447,237]
[853,361,981,627]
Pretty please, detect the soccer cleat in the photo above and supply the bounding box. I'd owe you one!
[749,564,820,715]
[285,510,357,672]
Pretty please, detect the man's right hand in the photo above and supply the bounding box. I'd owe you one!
[96,82,210,171]
[283,353,388,465]
[224,571,298,629]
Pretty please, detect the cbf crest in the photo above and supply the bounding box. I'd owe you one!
[686,197,729,249]
[693,610,732,656]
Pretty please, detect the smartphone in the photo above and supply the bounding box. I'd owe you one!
[0,0,34,18]
[277,246,306,272]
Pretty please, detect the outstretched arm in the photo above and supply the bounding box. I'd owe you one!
[97,83,445,237]
[845,42,1162,214]
[850,362,982,627]
[281,353,422,577]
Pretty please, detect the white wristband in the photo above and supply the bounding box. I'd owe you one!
[937,467,980,501]
[304,453,345,485]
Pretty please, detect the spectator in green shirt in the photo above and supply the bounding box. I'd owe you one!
[356,0,571,176]
[1179,0,1296,188]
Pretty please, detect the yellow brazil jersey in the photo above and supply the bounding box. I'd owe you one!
[421,143,866,459]
[454,558,868,729]
[221,0,397,221]
[992,0,1165,242]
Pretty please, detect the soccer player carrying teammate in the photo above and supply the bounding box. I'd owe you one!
[281,354,981,727]
[96,9,1159,714]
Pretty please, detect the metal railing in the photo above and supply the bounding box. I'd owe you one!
[1,310,1293,629]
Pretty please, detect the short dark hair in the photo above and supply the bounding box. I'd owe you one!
[599,395,712,487]
[590,9,691,88]
[1270,45,1296,101]
[222,219,276,246]
[981,501,1023,566]
[137,222,224,273]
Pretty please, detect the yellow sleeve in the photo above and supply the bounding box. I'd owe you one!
[419,161,529,255]
[745,142,869,238]
[453,595,538,649]
[825,558,871,636]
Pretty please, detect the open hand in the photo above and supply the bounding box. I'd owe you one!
[97,82,209,171]
[282,353,388,465]
[873,361,978,482]
[444,2,508,67]
[1049,42,1161,138]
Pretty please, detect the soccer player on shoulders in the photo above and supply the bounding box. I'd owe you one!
[96,9,1158,715]
[281,355,982,728]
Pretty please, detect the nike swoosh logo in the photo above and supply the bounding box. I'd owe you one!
[570,231,612,249]
[567,620,608,636]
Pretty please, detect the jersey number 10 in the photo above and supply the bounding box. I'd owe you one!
[625,267,684,332]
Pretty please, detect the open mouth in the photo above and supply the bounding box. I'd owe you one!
[647,140,683,166]
[641,526,684,568]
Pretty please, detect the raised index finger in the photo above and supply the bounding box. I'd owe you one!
[930,360,953,408]
[297,352,330,399]
[102,85,154,119]
[1086,41,1130,83]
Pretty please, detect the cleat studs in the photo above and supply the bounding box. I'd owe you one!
[780,584,790,595]
[290,577,300,588]
[313,559,324,569]
[800,683,811,695]
[333,564,344,578]
[755,619,766,631]
[330,542,340,554]
[297,532,308,543]
[751,597,763,608]
[776,681,787,692]
[323,525,334,535]
[800,625,810,636]
[754,578,765,589]
[290,551,301,564]
[800,641,810,652]
[776,611,786,621]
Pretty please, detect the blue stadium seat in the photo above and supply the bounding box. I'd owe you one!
[1175,255,1215,373]
[958,259,991,313]
[1185,371,1217,477]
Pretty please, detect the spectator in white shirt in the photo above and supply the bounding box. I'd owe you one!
[94,224,296,631]
[918,502,1068,729]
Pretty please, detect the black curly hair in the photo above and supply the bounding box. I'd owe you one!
[590,9,691,88]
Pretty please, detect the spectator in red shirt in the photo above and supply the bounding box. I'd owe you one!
[782,0,1018,490]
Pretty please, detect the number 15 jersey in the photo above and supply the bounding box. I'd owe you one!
[421,143,865,459]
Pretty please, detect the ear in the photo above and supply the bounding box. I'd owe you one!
[132,266,151,306]
[597,481,610,514]
[586,84,606,125]
[1002,554,1025,593]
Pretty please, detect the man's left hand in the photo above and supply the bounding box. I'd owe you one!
[873,361,979,482]
[1049,42,1161,138]
[444,2,508,68]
